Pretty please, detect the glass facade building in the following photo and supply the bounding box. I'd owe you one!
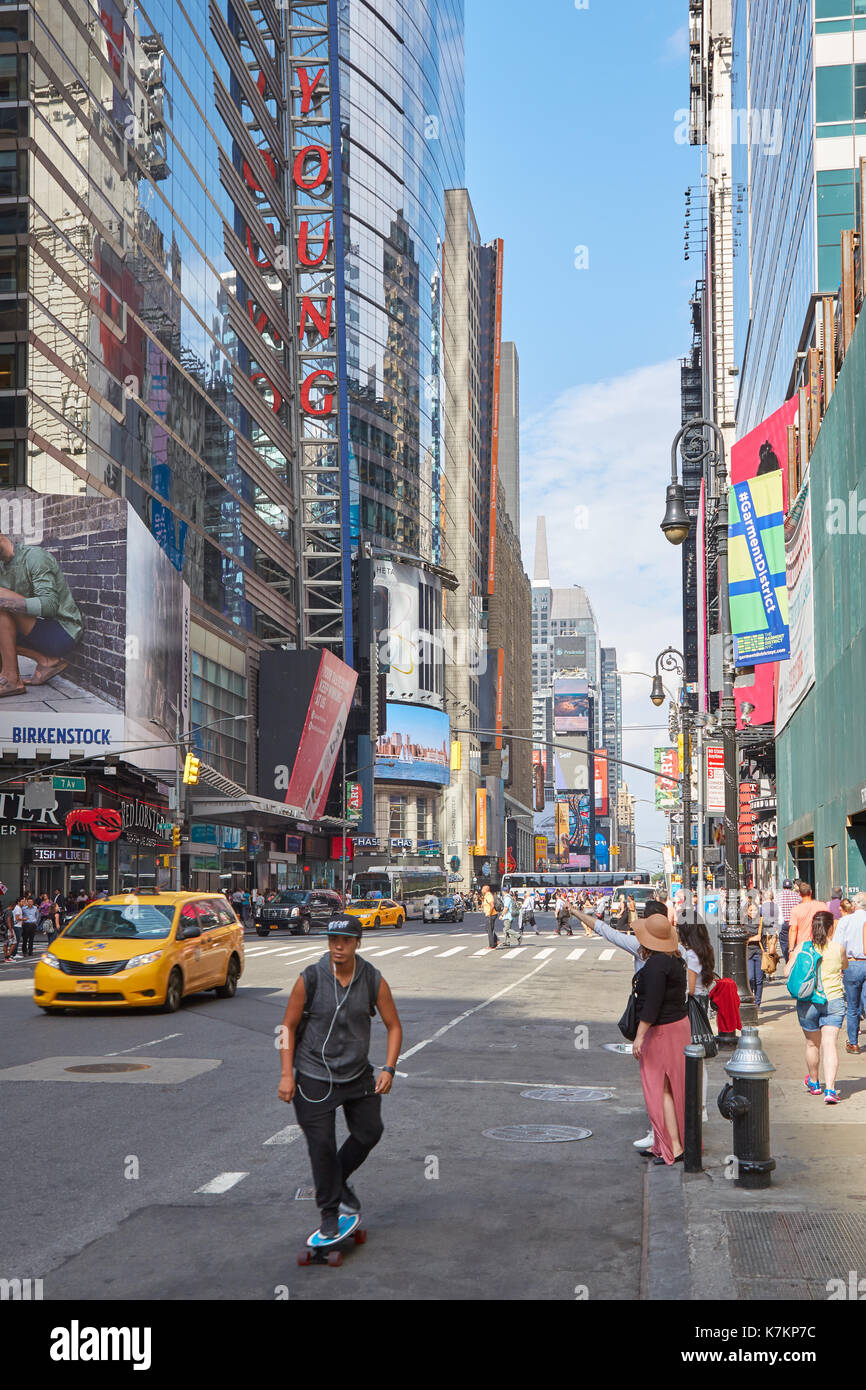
[734,0,866,433]
[338,0,464,565]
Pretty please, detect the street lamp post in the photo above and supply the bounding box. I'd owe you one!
[650,646,694,907]
[662,419,740,908]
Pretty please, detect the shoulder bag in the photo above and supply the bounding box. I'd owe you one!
[618,971,640,1042]
[687,993,718,1058]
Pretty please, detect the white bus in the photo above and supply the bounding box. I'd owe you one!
[349,865,448,919]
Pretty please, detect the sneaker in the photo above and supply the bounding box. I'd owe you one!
[633,1129,654,1150]
[804,1076,823,1095]
[339,1182,360,1215]
[319,1210,340,1240]
[824,1088,840,1105]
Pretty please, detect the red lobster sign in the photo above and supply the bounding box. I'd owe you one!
[65,809,123,842]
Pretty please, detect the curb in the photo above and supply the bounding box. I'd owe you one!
[641,1161,691,1300]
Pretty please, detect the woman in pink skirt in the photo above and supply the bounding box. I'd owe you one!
[632,913,690,1165]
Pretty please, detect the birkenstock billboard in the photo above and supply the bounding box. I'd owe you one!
[0,492,189,771]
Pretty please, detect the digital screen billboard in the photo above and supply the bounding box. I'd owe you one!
[593,749,609,816]
[554,735,589,791]
[376,703,450,786]
[0,495,189,770]
[259,650,358,818]
[553,677,589,733]
[553,638,587,672]
[372,559,445,708]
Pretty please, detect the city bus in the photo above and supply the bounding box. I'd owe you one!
[501,870,650,896]
[349,865,449,919]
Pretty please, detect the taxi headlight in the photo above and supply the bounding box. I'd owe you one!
[125,950,163,969]
[41,951,60,970]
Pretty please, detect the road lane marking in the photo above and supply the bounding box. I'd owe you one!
[105,1033,182,1057]
[599,949,615,961]
[436,946,466,957]
[533,948,554,959]
[264,1124,303,1146]
[364,945,410,957]
[566,948,586,960]
[405,945,438,957]
[500,947,527,958]
[473,947,492,955]
[399,961,552,1062]
[195,1172,248,1194]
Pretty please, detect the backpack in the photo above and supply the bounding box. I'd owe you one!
[493,893,504,913]
[786,941,826,1005]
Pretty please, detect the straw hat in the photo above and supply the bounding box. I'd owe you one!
[633,912,680,954]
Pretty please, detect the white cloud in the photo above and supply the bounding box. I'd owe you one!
[520,358,685,873]
[660,24,689,64]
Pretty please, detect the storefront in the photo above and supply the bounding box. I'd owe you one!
[186,821,248,894]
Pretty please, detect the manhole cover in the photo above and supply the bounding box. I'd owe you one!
[64,1063,151,1074]
[482,1125,592,1142]
[603,1043,633,1054]
[520,1086,613,1103]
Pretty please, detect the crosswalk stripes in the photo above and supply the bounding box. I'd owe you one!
[533,948,554,959]
[405,945,438,957]
[240,937,630,969]
[566,948,586,960]
[598,949,615,961]
[436,946,466,957]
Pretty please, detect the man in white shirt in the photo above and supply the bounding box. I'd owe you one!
[835,893,866,1054]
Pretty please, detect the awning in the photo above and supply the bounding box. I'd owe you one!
[188,762,351,831]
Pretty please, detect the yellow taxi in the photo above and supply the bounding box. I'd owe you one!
[33,892,244,1014]
[343,897,405,930]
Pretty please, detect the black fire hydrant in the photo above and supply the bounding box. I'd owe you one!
[716,1025,776,1189]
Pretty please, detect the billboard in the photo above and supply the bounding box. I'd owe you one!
[376,703,450,786]
[0,495,189,768]
[705,744,726,814]
[554,735,589,792]
[776,478,816,735]
[593,749,608,817]
[534,833,548,868]
[553,677,589,733]
[553,637,587,672]
[372,558,445,708]
[728,470,789,666]
[259,649,358,817]
[654,747,680,810]
[554,799,569,858]
[729,396,798,725]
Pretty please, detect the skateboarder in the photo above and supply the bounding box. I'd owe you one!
[277,917,403,1244]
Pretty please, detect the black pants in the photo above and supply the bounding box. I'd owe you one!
[293,1067,383,1217]
[779,922,790,963]
[21,923,36,956]
[485,915,498,947]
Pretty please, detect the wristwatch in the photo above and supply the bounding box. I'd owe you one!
[381,1065,395,1076]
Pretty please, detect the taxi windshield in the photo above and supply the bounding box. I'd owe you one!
[350,899,383,909]
[63,903,176,940]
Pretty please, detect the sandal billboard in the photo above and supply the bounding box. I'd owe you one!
[0,492,189,770]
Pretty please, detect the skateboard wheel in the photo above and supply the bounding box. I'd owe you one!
[327,1251,342,1266]
[353,1229,367,1245]
[297,1251,311,1266]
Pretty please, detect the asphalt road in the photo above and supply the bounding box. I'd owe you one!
[1,912,647,1301]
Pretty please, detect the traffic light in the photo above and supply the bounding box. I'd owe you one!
[182,753,200,785]
[172,825,181,849]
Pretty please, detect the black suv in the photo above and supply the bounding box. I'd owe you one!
[255,889,343,936]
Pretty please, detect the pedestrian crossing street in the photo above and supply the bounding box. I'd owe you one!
[241,933,628,971]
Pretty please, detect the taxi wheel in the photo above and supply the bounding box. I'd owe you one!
[396,915,404,928]
[216,954,240,998]
[374,917,381,929]
[161,968,183,1013]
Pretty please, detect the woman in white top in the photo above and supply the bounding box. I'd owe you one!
[677,919,716,1120]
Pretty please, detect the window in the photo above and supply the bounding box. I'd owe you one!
[856,64,866,118]
[816,64,853,124]
[388,795,408,836]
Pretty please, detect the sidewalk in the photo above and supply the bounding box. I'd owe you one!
[644,973,866,1300]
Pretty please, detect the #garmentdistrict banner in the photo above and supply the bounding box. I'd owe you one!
[775,478,816,735]
[728,471,790,666]
[654,747,680,811]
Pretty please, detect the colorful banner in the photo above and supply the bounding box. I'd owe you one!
[554,799,569,858]
[776,478,816,735]
[476,788,488,854]
[534,834,548,868]
[346,781,363,823]
[593,749,608,817]
[285,651,358,818]
[654,747,680,811]
[705,744,726,814]
[728,470,789,666]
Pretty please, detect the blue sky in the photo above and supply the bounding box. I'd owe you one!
[466,0,698,868]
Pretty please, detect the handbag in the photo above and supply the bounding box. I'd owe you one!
[618,972,639,1042]
[687,993,718,1058]
[761,934,779,975]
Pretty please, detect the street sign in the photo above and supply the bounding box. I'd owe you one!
[53,775,86,792]
[24,780,55,810]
